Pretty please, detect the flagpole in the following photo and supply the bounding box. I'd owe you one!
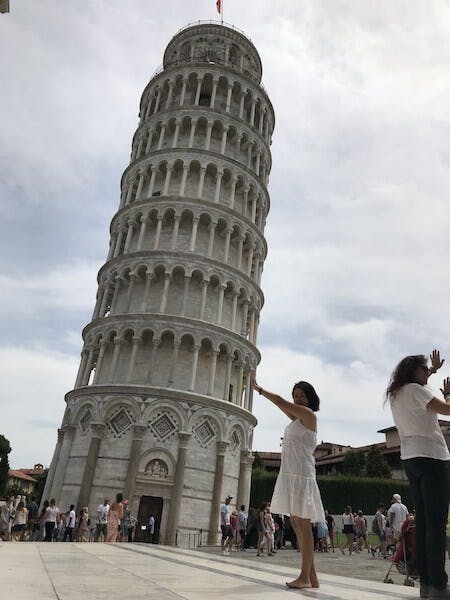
[221,0,224,25]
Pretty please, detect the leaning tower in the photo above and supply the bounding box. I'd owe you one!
[42,21,274,545]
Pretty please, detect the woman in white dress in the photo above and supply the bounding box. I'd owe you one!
[252,376,325,589]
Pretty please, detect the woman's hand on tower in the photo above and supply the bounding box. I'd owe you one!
[250,371,259,391]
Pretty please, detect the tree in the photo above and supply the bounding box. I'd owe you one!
[342,450,366,476]
[252,451,265,471]
[366,447,391,479]
[0,434,11,497]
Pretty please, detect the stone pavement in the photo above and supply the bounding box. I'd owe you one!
[0,542,422,599]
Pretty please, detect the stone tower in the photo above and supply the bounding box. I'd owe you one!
[42,21,274,545]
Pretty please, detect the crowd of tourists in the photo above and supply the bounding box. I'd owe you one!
[0,492,149,543]
[218,494,418,559]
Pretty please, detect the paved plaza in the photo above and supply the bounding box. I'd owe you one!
[0,542,428,599]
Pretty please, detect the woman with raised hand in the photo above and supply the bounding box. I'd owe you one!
[251,375,324,589]
[387,349,450,599]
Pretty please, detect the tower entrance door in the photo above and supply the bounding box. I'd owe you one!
[135,495,163,543]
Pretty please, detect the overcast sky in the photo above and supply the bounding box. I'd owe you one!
[1,1,450,468]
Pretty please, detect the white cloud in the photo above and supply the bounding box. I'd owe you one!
[0,261,98,313]
[0,346,77,468]
[1,1,450,467]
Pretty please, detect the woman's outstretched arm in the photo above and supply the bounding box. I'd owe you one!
[251,373,316,429]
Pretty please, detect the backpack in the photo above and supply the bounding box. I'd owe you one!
[372,515,380,536]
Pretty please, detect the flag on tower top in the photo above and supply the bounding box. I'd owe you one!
[216,0,221,15]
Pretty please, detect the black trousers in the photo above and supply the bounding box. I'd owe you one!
[403,457,450,589]
[45,521,55,542]
[63,527,74,542]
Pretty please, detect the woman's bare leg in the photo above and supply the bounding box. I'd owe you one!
[257,532,264,555]
[286,517,317,589]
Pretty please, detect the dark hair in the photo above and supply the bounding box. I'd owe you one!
[291,381,320,411]
[240,505,245,511]
[70,504,75,511]
[116,493,123,503]
[377,503,385,510]
[386,355,427,399]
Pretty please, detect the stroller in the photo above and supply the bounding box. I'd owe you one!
[384,516,418,587]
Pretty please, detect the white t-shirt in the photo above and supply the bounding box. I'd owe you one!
[388,502,409,534]
[68,509,76,528]
[97,504,109,524]
[237,511,247,529]
[390,383,450,460]
[45,506,60,523]
[220,503,230,526]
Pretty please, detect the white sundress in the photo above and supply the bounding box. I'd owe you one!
[270,419,325,522]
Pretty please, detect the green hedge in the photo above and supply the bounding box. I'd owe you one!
[250,469,412,514]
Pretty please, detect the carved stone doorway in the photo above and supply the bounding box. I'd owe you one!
[134,495,163,543]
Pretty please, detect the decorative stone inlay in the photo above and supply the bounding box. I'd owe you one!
[229,429,240,454]
[148,412,178,441]
[107,407,134,437]
[79,409,93,435]
[193,418,217,447]
[145,458,169,478]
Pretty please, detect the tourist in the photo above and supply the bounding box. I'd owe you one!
[325,510,335,551]
[246,508,258,548]
[266,506,276,553]
[106,493,124,542]
[220,494,233,555]
[237,504,247,551]
[147,513,155,543]
[63,504,76,541]
[387,349,450,598]
[388,493,409,543]
[256,502,272,557]
[251,376,324,589]
[76,507,89,542]
[27,496,39,541]
[0,501,9,541]
[354,510,371,553]
[124,501,137,542]
[39,500,49,541]
[44,498,60,542]
[316,520,329,551]
[339,505,355,555]
[11,501,28,541]
[372,503,387,558]
[95,498,109,542]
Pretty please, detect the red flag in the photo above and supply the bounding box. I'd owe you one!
[216,0,221,14]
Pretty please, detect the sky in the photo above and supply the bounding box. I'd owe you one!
[1,1,450,468]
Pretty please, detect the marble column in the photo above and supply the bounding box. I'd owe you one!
[126,336,141,382]
[123,424,148,502]
[39,428,64,510]
[189,345,200,391]
[207,350,219,395]
[49,425,76,502]
[236,450,254,510]
[165,432,191,545]
[92,341,106,384]
[223,354,233,401]
[167,341,180,386]
[76,422,107,510]
[207,441,228,545]
[153,215,163,250]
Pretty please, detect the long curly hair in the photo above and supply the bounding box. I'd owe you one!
[386,354,427,399]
